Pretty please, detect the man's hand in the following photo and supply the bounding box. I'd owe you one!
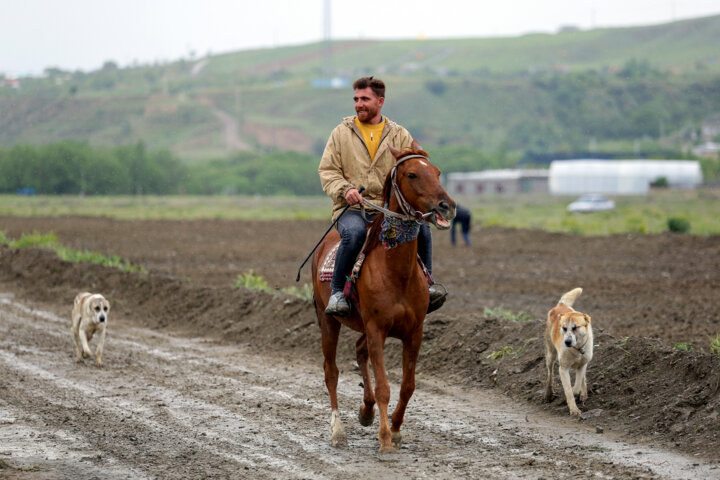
[345,188,364,206]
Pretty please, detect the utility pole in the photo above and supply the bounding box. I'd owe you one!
[323,0,332,78]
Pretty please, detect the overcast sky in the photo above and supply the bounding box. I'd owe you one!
[2,0,719,77]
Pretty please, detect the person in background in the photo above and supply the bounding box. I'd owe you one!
[451,204,472,246]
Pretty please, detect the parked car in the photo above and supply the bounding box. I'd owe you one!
[566,194,615,213]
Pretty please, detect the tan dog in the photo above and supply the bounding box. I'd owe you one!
[544,287,593,416]
[71,292,110,366]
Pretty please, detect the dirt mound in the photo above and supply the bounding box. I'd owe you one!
[2,244,719,459]
[3,217,719,349]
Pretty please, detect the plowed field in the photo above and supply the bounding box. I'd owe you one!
[1,216,719,479]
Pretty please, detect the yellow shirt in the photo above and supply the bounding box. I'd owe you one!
[354,117,385,161]
[320,116,414,220]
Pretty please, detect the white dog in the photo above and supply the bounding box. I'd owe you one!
[71,292,110,366]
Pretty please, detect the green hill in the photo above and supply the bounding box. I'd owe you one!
[1,15,719,161]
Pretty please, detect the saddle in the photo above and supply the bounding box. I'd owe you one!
[319,241,433,286]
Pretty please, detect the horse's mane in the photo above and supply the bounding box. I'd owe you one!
[362,146,429,254]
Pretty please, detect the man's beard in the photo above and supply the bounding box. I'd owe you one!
[356,108,378,122]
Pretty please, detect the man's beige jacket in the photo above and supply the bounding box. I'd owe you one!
[319,116,413,221]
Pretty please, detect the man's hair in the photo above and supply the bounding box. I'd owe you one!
[353,76,385,99]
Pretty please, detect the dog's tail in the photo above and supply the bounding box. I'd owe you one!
[558,287,583,307]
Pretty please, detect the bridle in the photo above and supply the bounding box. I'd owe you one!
[362,154,437,224]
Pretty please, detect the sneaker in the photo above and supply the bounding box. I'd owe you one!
[325,291,350,317]
[427,284,447,314]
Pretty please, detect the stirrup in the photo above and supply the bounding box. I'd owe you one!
[427,283,447,314]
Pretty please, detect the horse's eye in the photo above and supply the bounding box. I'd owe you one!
[408,173,417,179]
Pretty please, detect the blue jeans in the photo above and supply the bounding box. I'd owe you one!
[331,209,433,293]
[451,219,471,246]
[451,206,471,246]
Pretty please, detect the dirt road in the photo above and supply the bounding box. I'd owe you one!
[1,288,716,479]
[1,216,719,478]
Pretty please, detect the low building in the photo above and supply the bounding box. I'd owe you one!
[446,169,549,195]
[2,78,20,89]
[549,159,702,195]
[692,141,719,159]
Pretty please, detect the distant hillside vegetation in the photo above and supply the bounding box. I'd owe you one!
[1,15,719,165]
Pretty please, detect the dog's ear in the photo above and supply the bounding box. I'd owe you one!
[584,313,591,324]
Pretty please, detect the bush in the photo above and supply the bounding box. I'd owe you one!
[650,176,669,188]
[710,334,720,356]
[673,342,693,352]
[667,217,691,233]
[4,231,144,273]
[487,346,514,360]
[233,270,313,300]
[234,270,271,292]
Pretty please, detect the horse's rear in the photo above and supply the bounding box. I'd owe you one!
[311,141,455,452]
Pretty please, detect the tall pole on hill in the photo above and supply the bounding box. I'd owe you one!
[323,0,332,79]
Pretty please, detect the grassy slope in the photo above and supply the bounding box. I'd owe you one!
[1,15,719,158]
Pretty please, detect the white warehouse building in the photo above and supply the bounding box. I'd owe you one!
[549,160,703,195]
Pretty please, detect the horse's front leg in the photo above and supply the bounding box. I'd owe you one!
[356,334,375,426]
[319,311,347,447]
[366,326,393,452]
[390,328,422,449]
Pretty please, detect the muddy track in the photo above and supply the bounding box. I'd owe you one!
[1,217,719,478]
[0,290,716,479]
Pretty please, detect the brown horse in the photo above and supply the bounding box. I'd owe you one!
[311,142,456,452]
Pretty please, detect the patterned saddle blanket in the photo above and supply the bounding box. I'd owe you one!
[318,242,365,283]
[318,241,432,286]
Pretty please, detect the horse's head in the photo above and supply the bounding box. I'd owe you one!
[387,140,456,229]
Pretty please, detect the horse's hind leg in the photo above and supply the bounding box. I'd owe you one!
[356,334,375,426]
[390,330,422,449]
[318,310,347,447]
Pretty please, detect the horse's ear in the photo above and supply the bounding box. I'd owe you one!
[388,144,400,158]
[411,139,422,151]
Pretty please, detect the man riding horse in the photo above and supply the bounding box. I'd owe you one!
[318,76,446,316]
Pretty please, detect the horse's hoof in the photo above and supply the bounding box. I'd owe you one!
[331,433,348,448]
[358,405,375,427]
[378,444,397,454]
[391,431,402,449]
[330,410,347,447]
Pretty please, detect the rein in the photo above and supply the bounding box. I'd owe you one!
[361,154,435,224]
